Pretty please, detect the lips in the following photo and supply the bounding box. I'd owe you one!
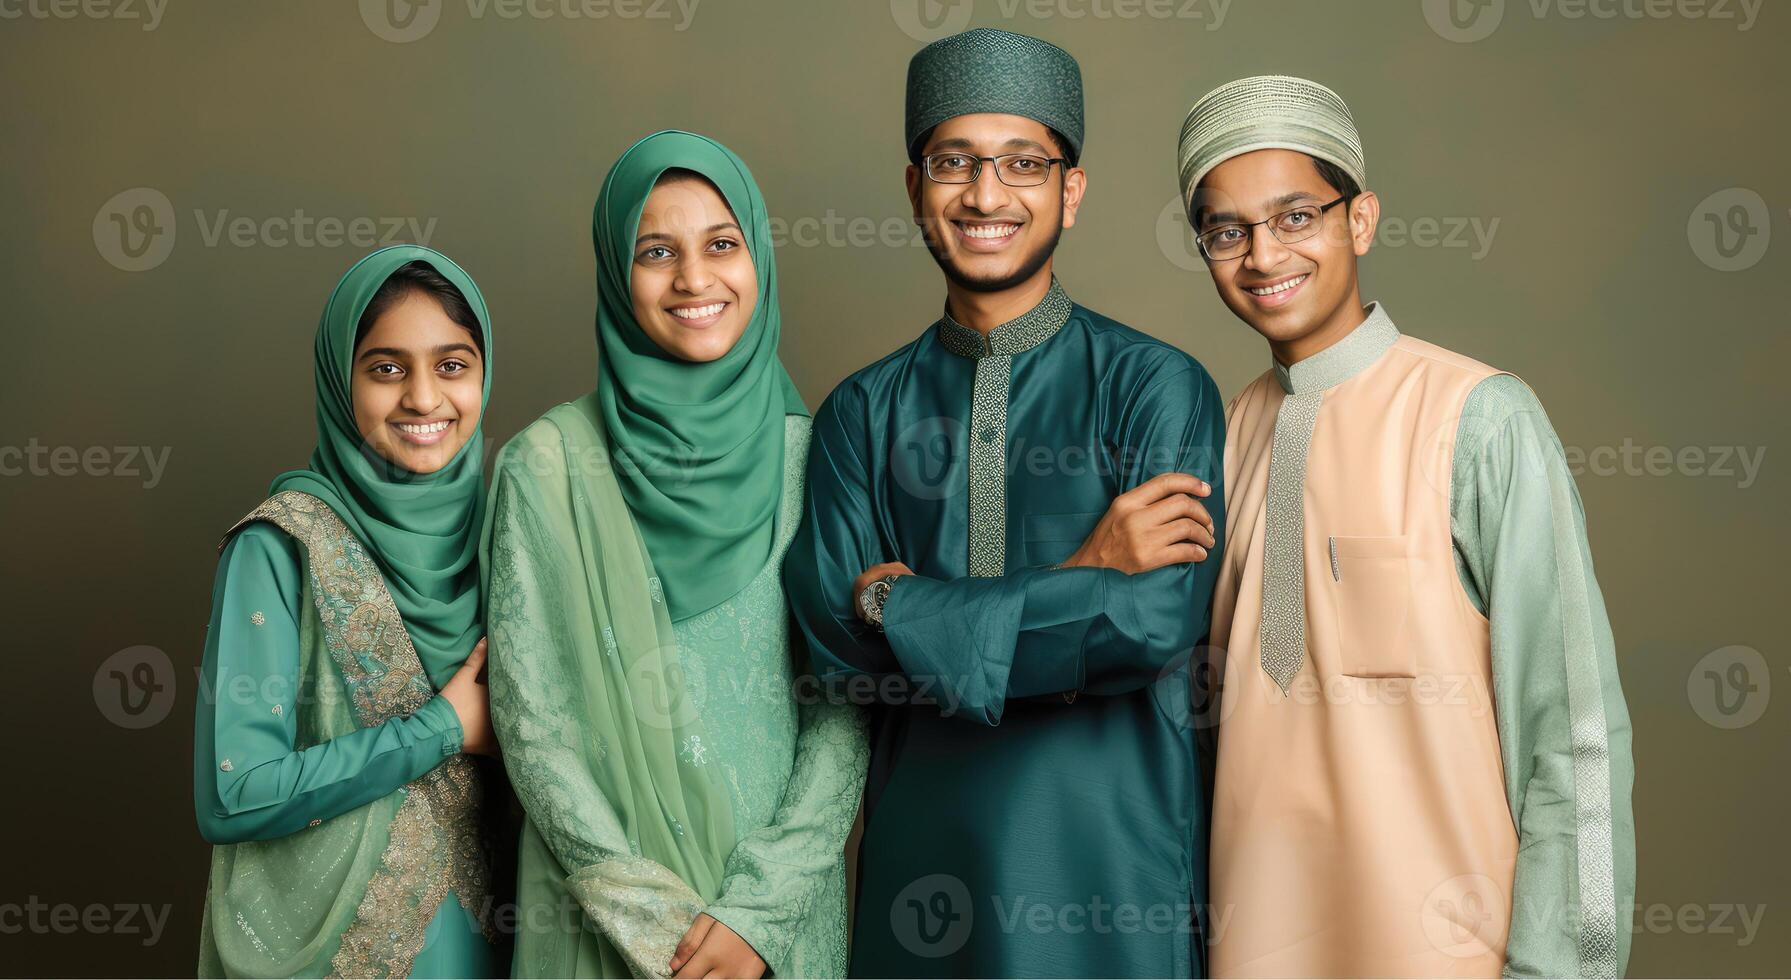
[666,301,729,326]
[954,219,1023,252]
[391,419,454,446]
[1243,273,1309,308]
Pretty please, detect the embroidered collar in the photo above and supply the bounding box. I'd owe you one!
[1274,301,1400,395]
[935,277,1073,359]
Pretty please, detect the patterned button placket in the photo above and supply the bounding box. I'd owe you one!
[1257,306,1400,695]
[935,278,1073,578]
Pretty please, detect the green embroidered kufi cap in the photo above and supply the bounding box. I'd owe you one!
[904,27,1085,165]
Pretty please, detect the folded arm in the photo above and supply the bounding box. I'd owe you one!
[785,366,1226,725]
[193,524,462,845]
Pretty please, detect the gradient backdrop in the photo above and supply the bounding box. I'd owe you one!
[2,0,1785,974]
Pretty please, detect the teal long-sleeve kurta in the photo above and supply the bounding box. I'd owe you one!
[784,280,1227,979]
[194,522,496,977]
[1450,373,1637,978]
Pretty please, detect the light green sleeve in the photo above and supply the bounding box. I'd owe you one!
[703,695,869,974]
[193,523,463,846]
[1451,374,1636,979]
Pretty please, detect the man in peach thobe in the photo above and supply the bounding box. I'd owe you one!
[1175,76,1635,978]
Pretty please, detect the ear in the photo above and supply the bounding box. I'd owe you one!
[1060,166,1088,230]
[905,163,924,220]
[1349,191,1380,257]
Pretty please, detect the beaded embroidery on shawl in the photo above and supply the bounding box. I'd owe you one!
[224,491,497,978]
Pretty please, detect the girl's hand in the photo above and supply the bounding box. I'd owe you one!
[440,638,498,757]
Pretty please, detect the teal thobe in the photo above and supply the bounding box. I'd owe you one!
[784,279,1227,978]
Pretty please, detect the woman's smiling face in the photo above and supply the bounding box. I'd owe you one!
[350,289,484,475]
[629,172,758,363]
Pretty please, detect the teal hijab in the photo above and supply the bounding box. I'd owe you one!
[270,245,493,686]
[593,130,806,621]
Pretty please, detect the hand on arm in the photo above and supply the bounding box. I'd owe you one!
[1059,472,1216,573]
[195,527,469,844]
[438,637,497,757]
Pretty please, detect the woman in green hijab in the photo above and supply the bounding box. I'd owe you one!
[195,245,507,978]
[483,131,869,979]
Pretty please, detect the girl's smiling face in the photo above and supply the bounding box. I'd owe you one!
[351,288,484,475]
[629,172,758,363]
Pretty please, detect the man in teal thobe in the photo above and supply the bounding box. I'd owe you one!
[784,29,1225,978]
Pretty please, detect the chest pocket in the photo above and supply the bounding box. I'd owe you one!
[1023,511,1104,568]
[1326,534,1417,678]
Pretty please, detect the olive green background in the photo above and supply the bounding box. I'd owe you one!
[1,0,1785,974]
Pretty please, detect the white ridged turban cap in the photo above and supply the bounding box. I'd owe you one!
[1177,75,1366,223]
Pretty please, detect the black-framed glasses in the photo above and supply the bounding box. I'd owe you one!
[1195,196,1348,261]
[923,151,1068,187]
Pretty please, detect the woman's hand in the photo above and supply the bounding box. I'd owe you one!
[669,913,766,979]
[440,637,498,757]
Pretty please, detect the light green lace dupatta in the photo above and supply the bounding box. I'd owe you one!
[482,397,736,977]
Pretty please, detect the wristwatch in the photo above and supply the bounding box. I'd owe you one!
[857,574,899,630]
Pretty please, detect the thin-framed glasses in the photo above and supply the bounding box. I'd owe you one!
[923,151,1068,187]
[1195,196,1348,261]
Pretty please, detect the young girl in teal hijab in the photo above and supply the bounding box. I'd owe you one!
[195,245,507,978]
[483,131,868,979]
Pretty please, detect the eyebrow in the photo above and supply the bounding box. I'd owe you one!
[927,136,1051,154]
[635,222,742,248]
[357,342,480,362]
[1198,191,1326,226]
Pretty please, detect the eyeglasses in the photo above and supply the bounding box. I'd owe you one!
[1195,196,1348,261]
[923,151,1068,187]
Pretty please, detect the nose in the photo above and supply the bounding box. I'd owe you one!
[1242,222,1293,273]
[960,160,1013,215]
[400,370,444,418]
[673,252,716,294]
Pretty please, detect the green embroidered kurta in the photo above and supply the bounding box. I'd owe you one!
[784,280,1227,978]
[489,412,868,978]
[195,514,503,978]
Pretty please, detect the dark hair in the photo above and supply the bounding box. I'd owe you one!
[1309,155,1362,202]
[355,260,484,354]
[655,166,707,186]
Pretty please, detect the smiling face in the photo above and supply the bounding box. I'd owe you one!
[906,112,1085,294]
[629,172,758,363]
[351,289,484,475]
[1193,148,1379,363]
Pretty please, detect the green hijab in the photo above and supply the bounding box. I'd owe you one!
[593,130,807,622]
[270,244,493,687]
